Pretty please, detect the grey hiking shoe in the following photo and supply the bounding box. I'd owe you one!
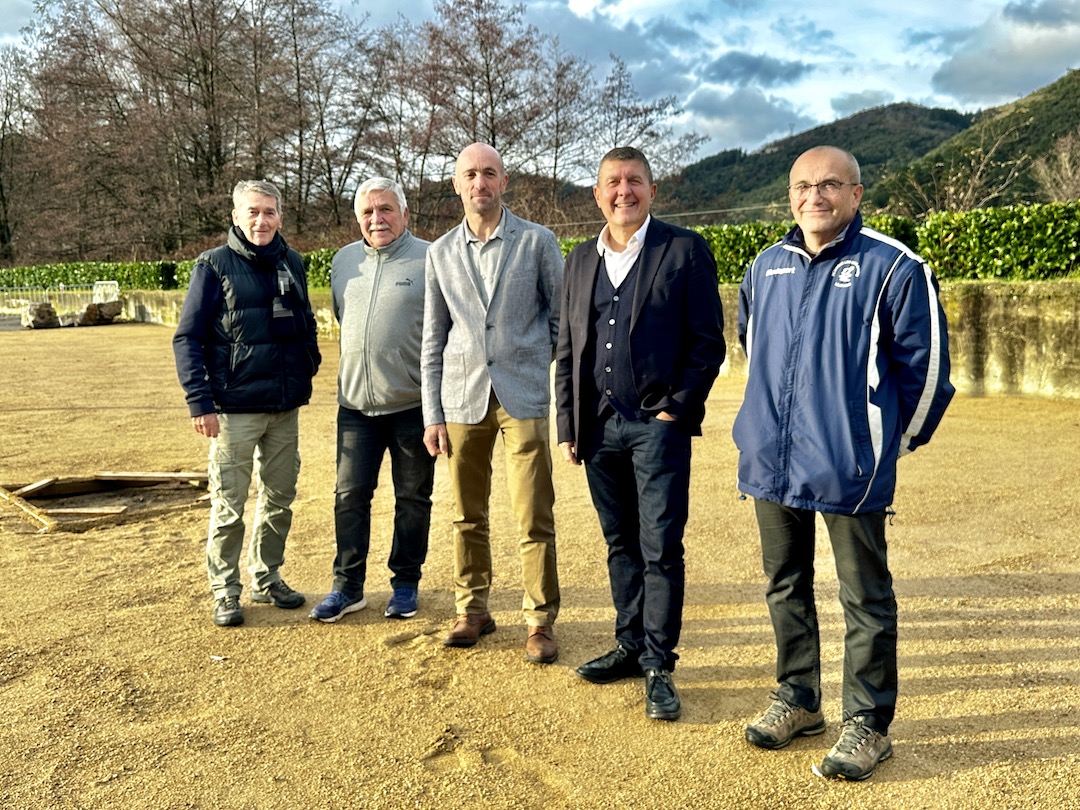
[213,595,243,627]
[817,717,893,781]
[745,694,826,749]
[251,580,306,609]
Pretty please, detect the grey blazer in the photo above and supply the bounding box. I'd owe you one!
[422,208,563,425]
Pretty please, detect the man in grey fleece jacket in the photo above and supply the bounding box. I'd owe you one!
[309,177,435,624]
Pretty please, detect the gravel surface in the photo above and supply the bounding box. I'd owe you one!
[1,323,1077,809]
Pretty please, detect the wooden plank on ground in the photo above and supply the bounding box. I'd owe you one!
[0,485,58,532]
[6,477,104,498]
[95,472,208,484]
[13,478,59,497]
[5,472,209,499]
[41,506,129,517]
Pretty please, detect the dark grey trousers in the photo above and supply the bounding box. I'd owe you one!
[754,499,897,733]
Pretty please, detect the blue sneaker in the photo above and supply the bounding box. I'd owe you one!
[384,586,418,619]
[309,590,366,623]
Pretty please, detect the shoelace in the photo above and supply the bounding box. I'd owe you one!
[834,721,875,754]
[761,699,797,726]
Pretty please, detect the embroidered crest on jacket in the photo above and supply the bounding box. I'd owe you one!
[832,259,860,288]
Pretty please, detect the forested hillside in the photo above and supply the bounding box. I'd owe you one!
[667,69,1080,223]
[666,104,973,222]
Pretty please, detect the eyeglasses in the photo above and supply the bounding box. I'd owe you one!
[788,180,858,198]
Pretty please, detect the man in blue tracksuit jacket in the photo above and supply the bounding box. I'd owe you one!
[735,146,953,781]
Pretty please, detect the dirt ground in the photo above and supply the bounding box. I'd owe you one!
[0,323,1077,810]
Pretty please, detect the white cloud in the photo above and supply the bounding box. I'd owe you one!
[2,0,1078,158]
[932,6,1080,103]
[831,90,897,118]
[685,86,817,150]
[0,0,32,43]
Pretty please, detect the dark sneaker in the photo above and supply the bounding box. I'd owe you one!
[251,580,306,609]
[384,586,418,619]
[309,591,367,623]
[745,694,826,749]
[817,717,893,781]
[213,595,243,627]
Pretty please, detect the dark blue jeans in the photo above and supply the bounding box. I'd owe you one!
[333,405,434,595]
[754,499,897,733]
[583,411,692,671]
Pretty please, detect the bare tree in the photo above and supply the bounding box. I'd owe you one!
[86,0,252,246]
[0,45,32,263]
[21,0,158,259]
[885,117,1034,216]
[1033,125,1080,202]
[9,0,711,261]
[597,55,707,180]
[297,13,377,229]
[355,16,457,237]
[523,42,597,204]
[421,0,548,165]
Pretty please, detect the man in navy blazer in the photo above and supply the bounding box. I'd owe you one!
[554,146,725,720]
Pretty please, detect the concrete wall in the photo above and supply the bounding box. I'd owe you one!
[130,280,1080,399]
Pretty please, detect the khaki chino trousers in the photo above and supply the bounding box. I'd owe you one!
[445,392,559,626]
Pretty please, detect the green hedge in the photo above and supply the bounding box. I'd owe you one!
[917,202,1080,280]
[2,202,1076,289]
[693,222,791,283]
[558,214,921,284]
[304,248,336,289]
[0,261,180,290]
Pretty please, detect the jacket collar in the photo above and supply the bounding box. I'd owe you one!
[361,229,417,260]
[783,210,863,259]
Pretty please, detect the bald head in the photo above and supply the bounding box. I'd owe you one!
[452,142,508,225]
[790,146,860,185]
[788,145,863,255]
[456,142,504,175]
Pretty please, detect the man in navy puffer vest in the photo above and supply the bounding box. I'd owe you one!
[174,180,321,628]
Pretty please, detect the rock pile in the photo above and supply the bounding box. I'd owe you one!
[22,302,60,329]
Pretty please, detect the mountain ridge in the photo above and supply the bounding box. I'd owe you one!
[664,68,1080,222]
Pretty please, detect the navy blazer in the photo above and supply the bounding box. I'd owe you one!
[554,217,726,456]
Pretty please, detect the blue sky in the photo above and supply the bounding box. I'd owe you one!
[4,0,1079,158]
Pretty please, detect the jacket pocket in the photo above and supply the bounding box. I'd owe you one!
[441,352,467,410]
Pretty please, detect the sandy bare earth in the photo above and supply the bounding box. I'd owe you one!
[0,323,1077,810]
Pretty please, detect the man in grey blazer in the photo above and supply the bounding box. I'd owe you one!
[421,142,563,664]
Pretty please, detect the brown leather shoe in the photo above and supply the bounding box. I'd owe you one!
[442,612,496,648]
[524,625,559,664]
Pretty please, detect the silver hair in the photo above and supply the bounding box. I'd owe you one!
[354,177,408,217]
[232,180,283,211]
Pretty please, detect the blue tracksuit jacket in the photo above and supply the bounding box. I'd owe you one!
[733,212,954,514]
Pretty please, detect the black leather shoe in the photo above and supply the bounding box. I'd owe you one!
[575,644,644,684]
[644,668,681,721]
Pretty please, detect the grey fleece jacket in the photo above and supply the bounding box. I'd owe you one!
[332,229,430,415]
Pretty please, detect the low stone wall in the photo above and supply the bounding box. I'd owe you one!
[126,281,1080,399]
